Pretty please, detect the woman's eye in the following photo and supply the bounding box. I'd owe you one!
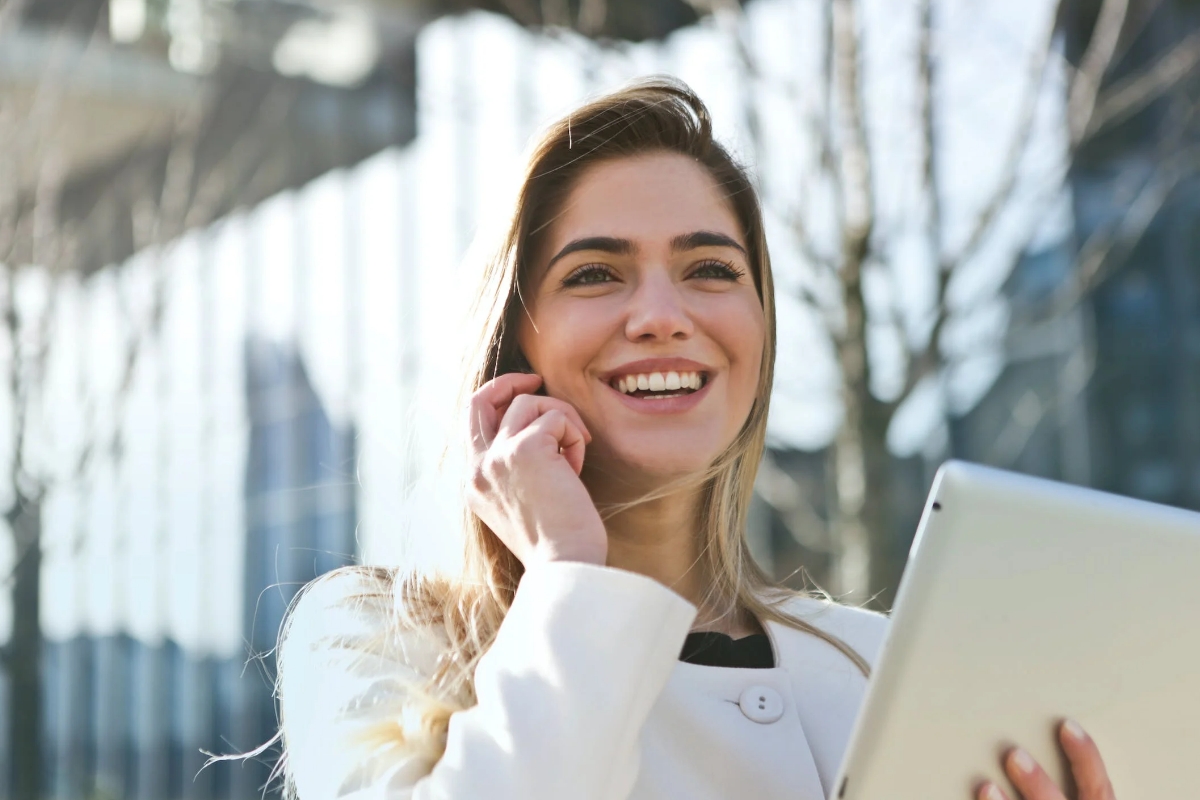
[562,265,615,287]
[690,259,746,281]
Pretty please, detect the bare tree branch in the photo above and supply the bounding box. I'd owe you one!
[902,144,1196,413]
[894,292,945,406]
[128,95,211,254]
[722,1,840,327]
[1106,0,1166,68]
[1073,147,1200,293]
[898,0,954,412]
[733,0,1192,601]
[0,0,30,38]
[819,0,840,216]
[831,0,873,263]
[3,143,71,504]
[2,267,24,494]
[895,0,1167,417]
[188,84,300,227]
[1067,0,1130,147]
[786,208,839,283]
[68,82,299,490]
[916,0,942,263]
[946,15,1055,272]
[986,350,1094,469]
[880,0,944,413]
[829,0,874,402]
[1086,27,1200,137]
[19,0,113,174]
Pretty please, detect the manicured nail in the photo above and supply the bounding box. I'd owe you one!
[1011,748,1035,774]
[983,782,1005,800]
[1063,719,1086,741]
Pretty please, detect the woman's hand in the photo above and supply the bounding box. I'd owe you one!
[978,720,1115,800]
[467,372,608,568]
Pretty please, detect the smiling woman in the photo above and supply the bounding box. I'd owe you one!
[518,152,766,497]
[270,78,1115,800]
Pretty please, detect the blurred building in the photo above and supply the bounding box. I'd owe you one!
[38,336,356,800]
[1071,0,1200,511]
[1,0,419,273]
[955,0,1200,515]
[3,0,404,795]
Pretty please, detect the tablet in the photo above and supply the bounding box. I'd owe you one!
[832,460,1200,800]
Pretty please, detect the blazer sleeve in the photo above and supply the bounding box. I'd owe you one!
[280,562,698,800]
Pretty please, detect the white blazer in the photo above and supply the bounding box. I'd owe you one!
[280,561,889,800]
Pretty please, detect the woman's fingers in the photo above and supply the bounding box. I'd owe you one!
[519,409,588,475]
[1002,748,1067,800]
[495,393,591,449]
[977,781,1011,800]
[980,722,1116,800]
[468,372,545,450]
[462,373,606,569]
[1058,720,1116,800]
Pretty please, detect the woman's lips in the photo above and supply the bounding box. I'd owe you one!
[602,373,713,414]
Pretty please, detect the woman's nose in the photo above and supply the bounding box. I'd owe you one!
[624,276,694,342]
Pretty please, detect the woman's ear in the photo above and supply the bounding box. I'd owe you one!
[513,350,533,373]
[512,351,548,395]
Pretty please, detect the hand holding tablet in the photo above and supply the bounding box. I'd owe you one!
[833,461,1200,800]
[979,719,1116,800]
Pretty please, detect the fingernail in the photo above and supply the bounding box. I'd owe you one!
[1011,748,1035,774]
[1063,719,1086,741]
[983,782,1004,800]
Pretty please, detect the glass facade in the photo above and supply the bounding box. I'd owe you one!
[958,1,1200,516]
[34,339,356,800]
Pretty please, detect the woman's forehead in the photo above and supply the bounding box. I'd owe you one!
[543,152,745,252]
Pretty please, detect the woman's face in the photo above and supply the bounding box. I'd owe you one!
[517,151,766,481]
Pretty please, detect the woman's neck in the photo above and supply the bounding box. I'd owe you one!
[585,469,760,638]
[601,493,708,606]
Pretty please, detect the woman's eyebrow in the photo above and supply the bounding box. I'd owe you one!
[545,236,635,271]
[543,230,746,272]
[671,231,747,255]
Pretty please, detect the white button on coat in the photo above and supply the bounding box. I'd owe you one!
[738,685,784,724]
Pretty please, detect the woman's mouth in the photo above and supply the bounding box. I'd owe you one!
[608,370,709,400]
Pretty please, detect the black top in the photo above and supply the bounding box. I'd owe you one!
[679,631,775,668]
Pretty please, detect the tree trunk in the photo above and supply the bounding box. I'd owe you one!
[830,359,896,607]
[7,493,42,800]
[861,398,899,606]
[828,0,898,606]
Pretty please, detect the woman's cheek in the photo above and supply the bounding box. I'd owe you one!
[729,318,766,423]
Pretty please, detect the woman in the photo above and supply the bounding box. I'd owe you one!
[276,79,1115,800]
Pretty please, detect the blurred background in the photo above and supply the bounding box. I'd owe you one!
[0,0,1197,796]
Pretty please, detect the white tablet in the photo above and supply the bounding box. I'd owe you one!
[832,460,1200,800]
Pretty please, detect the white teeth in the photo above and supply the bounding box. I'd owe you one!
[612,370,705,395]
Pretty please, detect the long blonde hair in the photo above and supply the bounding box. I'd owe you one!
[271,77,868,796]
